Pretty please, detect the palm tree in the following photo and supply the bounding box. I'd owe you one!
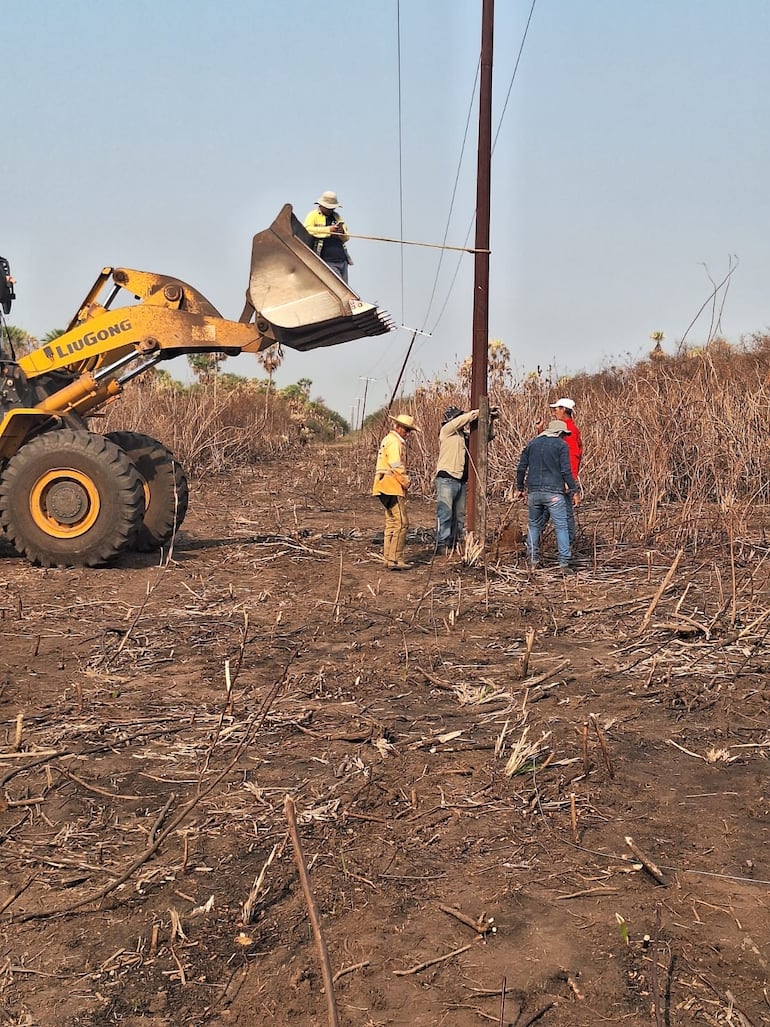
[1,325,37,357]
[257,344,284,415]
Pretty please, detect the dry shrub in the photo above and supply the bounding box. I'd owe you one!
[101,378,298,475]
[339,335,770,550]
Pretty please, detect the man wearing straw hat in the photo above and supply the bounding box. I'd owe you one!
[304,190,352,282]
[372,413,421,570]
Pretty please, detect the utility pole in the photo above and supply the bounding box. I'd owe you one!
[466,0,494,545]
[359,377,377,431]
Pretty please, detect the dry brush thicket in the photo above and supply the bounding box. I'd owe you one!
[104,336,770,552]
[102,379,304,473]
[368,336,770,552]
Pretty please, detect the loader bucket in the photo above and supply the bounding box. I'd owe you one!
[242,204,394,351]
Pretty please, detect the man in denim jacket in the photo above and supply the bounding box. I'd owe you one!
[514,420,577,569]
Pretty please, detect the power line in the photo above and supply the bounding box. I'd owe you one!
[426,0,539,339]
[420,60,481,330]
[396,1,405,324]
[492,0,538,154]
[362,3,538,397]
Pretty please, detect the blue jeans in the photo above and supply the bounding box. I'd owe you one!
[435,475,466,549]
[536,495,576,544]
[527,490,571,567]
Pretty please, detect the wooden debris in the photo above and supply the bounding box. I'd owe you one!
[519,626,536,679]
[0,876,36,915]
[624,835,668,886]
[438,902,495,937]
[285,795,340,1027]
[517,1002,555,1027]
[590,714,615,779]
[640,548,683,632]
[13,713,23,751]
[241,842,280,925]
[332,960,370,983]
[393,942,474,977]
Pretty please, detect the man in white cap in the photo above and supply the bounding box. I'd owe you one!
[304,191,351,282]
[514,419,577,570]
[372,413,421,570]
[548,397,583,544]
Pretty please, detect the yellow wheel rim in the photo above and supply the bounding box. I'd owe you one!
[29,468,101,538]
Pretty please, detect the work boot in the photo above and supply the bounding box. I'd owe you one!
[389,560,412,571]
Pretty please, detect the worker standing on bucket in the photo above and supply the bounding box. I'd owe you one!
[304,191,352,282]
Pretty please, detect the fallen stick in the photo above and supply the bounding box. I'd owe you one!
[518,1001,555,1027]
[147,793,175,847]
[241,842,280,925]
[13,713,23,751]
[0,876,36,915]
[522,658,570,689]
[640,549,683,632]
[438,903,494,936]
[56,767,143,801]
[331,552,344,624]
[0,749,60,761]
[393,942,473,976]
[284,796,340,1027]
[581,723,590,777]
[650,907,663,1027]
[725,989,757,1027]
[625,835,668,886]
[332,960,370,983]
[416,665,456,691]
[591,715,615,779]
[556,886,619,900]
[519,627,536,679]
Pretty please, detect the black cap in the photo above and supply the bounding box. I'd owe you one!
[443,406,463,424]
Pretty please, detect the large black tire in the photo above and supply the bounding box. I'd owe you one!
[105,431,189,552]
[0,429,145,567]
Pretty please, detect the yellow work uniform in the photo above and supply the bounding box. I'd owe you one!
[372,430,410,565]
[303,209,350,245]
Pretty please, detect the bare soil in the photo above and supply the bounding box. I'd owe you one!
[1,449,769,1027]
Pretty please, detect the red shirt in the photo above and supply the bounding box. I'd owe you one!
[561,416,583,478]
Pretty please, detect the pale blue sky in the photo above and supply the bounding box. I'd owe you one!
[5,1,770,418]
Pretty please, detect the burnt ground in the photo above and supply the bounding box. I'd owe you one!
[1,447,769,1027]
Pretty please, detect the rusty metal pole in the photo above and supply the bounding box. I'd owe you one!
[466,0,493,543]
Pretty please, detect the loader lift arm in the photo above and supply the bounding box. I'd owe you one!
[18,202,393,384]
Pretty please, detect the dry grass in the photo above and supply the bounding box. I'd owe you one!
[97,333,770,551]
[101,378,305,475]
[349,334,770,550]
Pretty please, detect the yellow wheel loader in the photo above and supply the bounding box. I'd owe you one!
[0,205,392,568]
